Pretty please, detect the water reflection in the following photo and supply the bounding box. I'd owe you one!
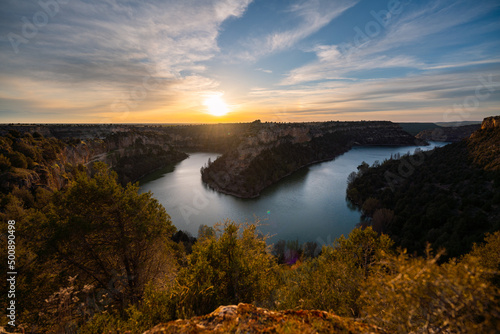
[140,142,448,244]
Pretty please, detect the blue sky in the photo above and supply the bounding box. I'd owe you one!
[0,0,499,123]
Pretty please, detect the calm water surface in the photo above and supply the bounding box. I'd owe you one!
[140,142,448,244]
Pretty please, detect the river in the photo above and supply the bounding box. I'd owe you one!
[139,142,448,245]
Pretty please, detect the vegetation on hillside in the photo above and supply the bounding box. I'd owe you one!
[398,122,442,136]
[0,130,69,194]
[201,132,351,197]
[347,123,500,259]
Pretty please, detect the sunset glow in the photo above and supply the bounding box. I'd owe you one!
[0,0,499,123]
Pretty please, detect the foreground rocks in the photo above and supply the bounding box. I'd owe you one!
[144,303,386,334]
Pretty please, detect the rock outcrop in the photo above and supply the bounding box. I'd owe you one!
[143,303,386,334]
[480,115,500,129]
[468,115,500,171]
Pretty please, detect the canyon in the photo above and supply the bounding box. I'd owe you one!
[200,121,427,198]
[1,121,425,197]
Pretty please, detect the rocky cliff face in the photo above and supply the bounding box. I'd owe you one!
[143,303,386,334]
[481,115,500,129]
[469,115,500,171]
[201,121,425,198]
[0,130,187,193]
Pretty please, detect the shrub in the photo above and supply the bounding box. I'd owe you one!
[0,154,11,172]
[175,220,278,317]
[276,227,394,316]
[361,248,500,333]
[9,152,28,168]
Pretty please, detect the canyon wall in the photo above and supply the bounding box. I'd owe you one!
[201,121,426,198]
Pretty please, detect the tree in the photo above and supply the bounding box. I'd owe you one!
[361,197,381,216]
[176,220,278,317]
[334,227,394,278]
[357,161,369,175]
[276,227,394,316]
[0,154,11,172]
[347,171,358,185]
[371,208,394,234]
[34,162,177,309]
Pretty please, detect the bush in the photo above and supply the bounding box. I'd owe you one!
[0,154,11,172]
[276,227,394,316]
[361,248,500,333]
[175,220,278,317]
[462,231,500,286]
[276,246,363,316]
[9,152,28,168]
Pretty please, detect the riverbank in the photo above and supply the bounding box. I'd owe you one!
[201,121,427,199]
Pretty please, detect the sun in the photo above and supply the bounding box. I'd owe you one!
[204,95,229,116]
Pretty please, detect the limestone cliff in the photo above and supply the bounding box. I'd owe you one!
[468,115,500,171]
[201,121,425,198]
[0,130,187,193]
[480,115,500,129]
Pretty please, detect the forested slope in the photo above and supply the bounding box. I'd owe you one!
[347,116,500,258]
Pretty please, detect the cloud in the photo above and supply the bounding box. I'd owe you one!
[246,62,500,121]
[0,0,253,121]
[256,68,273,74]
[233,0,359,61]
[280,0,499,85]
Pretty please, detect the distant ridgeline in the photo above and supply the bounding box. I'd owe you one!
[398,121,481,140]
[347,116,500,258]
[415,124,481,142]
[200,120,426,198]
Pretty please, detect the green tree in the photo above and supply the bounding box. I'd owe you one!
[276,227,394,316]
[33,162,177,310]
[334,227,394,278]
[176,220,278,317]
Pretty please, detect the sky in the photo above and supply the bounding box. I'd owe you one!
[0,0,499,124]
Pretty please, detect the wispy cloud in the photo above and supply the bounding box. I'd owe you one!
[246,64,500,121]
[0,0,253,121]
[280,0,499,85]
[256,68,273,74]
[233,0,359,61]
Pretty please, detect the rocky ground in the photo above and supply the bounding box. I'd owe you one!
[144,303,386,334]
